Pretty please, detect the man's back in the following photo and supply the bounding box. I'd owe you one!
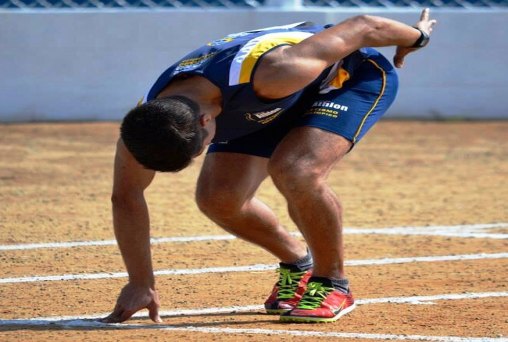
[142,22,374,142]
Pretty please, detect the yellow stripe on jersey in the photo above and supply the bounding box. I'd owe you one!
[238,35,311,84]
[137,96,144,107]
[229,32,313,86]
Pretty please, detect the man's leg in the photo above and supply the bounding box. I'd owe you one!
[196,151,307,264]
[266,50,398,322]
[196,152,313,313]
[268,127,355,323]
[269,127,351,281]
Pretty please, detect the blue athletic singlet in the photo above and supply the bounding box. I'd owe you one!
[143,22,399,157]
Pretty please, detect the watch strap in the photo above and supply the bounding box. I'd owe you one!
[411,27,430,48]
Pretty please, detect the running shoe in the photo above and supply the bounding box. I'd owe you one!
[264,265,312,314]
[280,279,356,323]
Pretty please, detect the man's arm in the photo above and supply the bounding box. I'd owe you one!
[254,9,437,99]
[101,139,161,323]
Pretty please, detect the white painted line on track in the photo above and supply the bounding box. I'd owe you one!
[152,327,508,342]
[346,252,508,266]
[2,292,508,321]
[1,223,506,251]
[345,223,508,240]
[0,234,237,251]
[357,291,508,305]
[1,291,507,341]
[1,252,507,285]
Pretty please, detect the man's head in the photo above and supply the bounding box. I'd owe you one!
[120,96,212,172]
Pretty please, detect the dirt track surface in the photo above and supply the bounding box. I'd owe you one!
[0,121,507,341]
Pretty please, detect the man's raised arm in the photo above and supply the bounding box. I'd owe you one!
[254,9,437,99]
[100,139,161,324]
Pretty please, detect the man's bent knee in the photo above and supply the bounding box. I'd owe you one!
[268,158,324,195]
[195,186,247,220]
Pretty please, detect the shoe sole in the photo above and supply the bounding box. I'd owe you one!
[265,308,290,315]
[265,302,295,315]
[279,303,356,323]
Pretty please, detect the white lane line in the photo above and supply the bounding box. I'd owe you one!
[1,291,507,341]
[346,252,508,266]
[358,291,508,305]
[2,291,508,321]
[156,327,508,342]
[345,223,508,240]
[1,223,506,251]
[0,234,237,251]
[1,322,506,342]
[1,252,507,285]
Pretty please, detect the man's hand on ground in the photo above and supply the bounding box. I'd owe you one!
[100,283,162,323]
[393,8,438,68]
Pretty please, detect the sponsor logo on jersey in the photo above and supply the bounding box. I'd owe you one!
[245,108,283,124]
[175,52,217,73]
[207,37,234,46]
[305,101,348,119]
[312,101,349,112]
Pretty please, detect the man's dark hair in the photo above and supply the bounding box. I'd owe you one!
[120,96,206,172]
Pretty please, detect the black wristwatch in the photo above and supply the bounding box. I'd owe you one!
[411,28,430,48]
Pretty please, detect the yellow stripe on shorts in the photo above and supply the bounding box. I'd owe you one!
[352,59,386,144]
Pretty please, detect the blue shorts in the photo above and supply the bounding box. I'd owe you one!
[208,49,398,158]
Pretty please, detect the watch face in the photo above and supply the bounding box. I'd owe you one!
[413,29,430,48]
[420,32,430,47]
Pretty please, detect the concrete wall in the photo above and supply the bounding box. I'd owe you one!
[0,8,507,121]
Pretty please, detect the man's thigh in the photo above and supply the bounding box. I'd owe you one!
[269,126,352,180]
[269,52,399,177]
[196,152,269,203]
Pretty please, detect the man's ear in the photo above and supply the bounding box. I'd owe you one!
[199,114,211,127]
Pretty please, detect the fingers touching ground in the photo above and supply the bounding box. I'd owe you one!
[100,302,161,324]
[99,303,137,323]
[99,284,162,324]
[148,300,163,323]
